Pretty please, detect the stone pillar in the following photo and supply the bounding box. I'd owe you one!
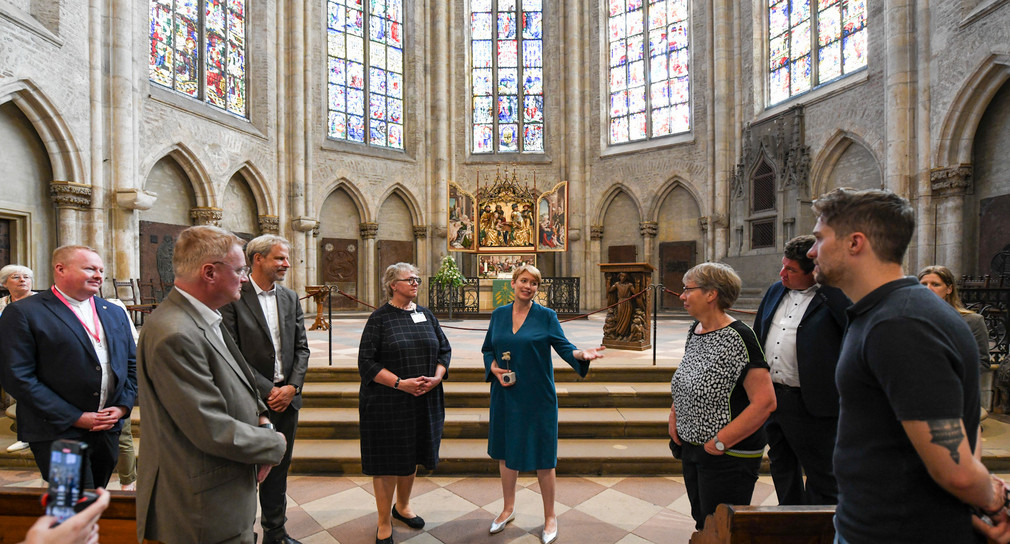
[360,222,379,305]
[711,0,736,260]
[915,0,933,271]
[286,0,309,309]
[190,207,223,226]
[413,225,428,300]
[258,215,280,234]
[110,0,139,279]
[639,221,658,266]
[430,0,450,268]
[930,165,972,270]
[884,0,914,197]
[589,225,604,309]
[306,224,320,314]
[50,182,93,245]
[565,0,586,286]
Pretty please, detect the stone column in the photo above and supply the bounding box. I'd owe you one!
[413,225,428,301]
[190,207,223,226]
[930,165,972,270]
[711,0,736,260]
[589,225,604,310]
[639,221,658,265]
[286,0,309,307]
[429,0,450,268]
[565,0,586,285]
[109,0,139,279]
[884,0,914,197]
[50,182,93,245]
[915,0,933,271]
[360,222,379,305]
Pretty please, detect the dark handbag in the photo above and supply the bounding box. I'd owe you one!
[668,438,682,460]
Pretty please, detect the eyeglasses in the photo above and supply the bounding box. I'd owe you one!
[213,261,251,279]
[6,275,30,280]
[394,277,422,286]
[681,286,704,293]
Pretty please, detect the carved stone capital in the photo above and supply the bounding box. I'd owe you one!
[568,228,581,242]
[190,207,223,226]
[50,181,92,209]
[312,224,320,237]
[639,221,658,238]
[360,222,379,239]
[115,188,157,210]
[413,225,428,239]
[257,215,280,234]
[291,216,319,232]
[590,225,604,240]
[698,217,709,233]
[930,164,972,196]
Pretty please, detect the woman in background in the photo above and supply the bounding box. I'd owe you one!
[358,263,450,544]
[670,262,776,529]
[918,265,991,368]
[0,264,35,454]
[482,264,605,544]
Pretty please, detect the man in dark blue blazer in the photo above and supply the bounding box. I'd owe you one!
[753,235,849,505]
[0,245,137,489]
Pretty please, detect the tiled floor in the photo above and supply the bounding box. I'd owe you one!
[0,466,777,544]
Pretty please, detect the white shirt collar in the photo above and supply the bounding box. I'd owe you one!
[252,280,276,296]
[54,285,90,305]
[173,286,223,329]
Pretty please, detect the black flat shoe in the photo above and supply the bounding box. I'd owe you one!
[391,505,425,529]
[376,529,393,544]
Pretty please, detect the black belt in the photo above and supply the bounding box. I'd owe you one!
[773,382,801,392]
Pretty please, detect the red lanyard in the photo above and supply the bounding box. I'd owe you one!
[52,287,102,344]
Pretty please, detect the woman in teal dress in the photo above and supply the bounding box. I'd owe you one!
[482,264,605,544]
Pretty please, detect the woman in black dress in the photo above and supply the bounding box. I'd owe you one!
[358,263,451,544]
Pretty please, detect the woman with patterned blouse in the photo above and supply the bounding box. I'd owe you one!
[670,262,776,529]
[0,264,35,454]
[358,263,451,544]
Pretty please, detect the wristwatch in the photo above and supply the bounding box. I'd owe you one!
[259,422,276,431]
[714,434,726,452]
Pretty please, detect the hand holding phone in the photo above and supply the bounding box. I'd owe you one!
[43,440,91,525]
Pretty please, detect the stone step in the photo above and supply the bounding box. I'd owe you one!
[295,407,670,440]
[288,437,687,475]
[303,381,673,408]
[304,365,674,383]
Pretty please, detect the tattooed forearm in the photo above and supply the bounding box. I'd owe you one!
[927,419,964,464]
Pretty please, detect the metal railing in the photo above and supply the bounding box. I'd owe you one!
[960,275,1009,367]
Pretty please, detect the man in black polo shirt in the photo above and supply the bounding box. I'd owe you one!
[808,188,1010,543]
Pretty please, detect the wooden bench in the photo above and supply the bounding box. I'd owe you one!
[690,504,836,544]
[0,488,158,544]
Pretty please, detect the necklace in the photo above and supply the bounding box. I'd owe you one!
[390,300,415,311]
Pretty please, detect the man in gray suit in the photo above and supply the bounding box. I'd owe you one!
[136,226,286,544]
[222,235,310,544]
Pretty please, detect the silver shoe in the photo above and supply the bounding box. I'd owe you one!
[489,511,515,534]
[541,520,558,544]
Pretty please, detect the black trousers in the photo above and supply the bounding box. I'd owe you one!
[260,404,299,539]
[29,429,120,489]
[681,442,761,530]
[765,384,838,506]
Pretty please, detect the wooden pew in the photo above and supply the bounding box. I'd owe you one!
[0,488,158,544]
[690,504,836,544]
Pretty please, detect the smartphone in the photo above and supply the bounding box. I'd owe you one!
[45,440,88,524]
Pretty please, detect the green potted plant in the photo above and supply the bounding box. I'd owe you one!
[432,255,466,319]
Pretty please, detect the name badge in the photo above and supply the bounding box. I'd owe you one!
[411,312,427,323]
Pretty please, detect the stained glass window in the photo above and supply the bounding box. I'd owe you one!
[607,0,690,145]
[327,0,404,150]
[149,0,247,116]
[470,0,544,154]
[768,0,866,105]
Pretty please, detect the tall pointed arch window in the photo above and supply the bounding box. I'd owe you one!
[327,0,405,149]
[149,0,248,117]
[470,0,545,154]
[607,0,690,145]
[768,0,867,105]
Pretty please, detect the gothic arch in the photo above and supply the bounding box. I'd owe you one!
[0,79,85,185]
[810,129,882,197]
[316,179,370,223]
[141,143,214,207]
[647,177,706,222]
[593,184,644,226]
[227,161,274,216]
[376,183,423,226]
[936,52,1010,166]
